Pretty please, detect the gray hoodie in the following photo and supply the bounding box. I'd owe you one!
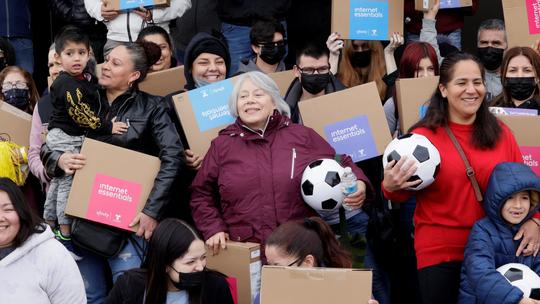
[0,226,86,304]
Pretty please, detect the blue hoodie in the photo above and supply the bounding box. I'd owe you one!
[459,162,540,304]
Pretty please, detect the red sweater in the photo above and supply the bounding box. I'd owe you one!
[383,121,522,269]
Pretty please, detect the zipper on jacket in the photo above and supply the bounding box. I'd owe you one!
[290,148,296,179]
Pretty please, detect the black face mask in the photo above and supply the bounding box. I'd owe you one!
[259,44,286,65]
[300,73,330,95]
[350,50,371,68]
[477,47,504,71]
[3,88,29,110]
[170,267,205,290]
[505,77,537,101]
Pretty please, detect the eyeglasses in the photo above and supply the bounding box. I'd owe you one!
[297,65,331,75]
[258,39,287,48]
[2,81,28,92]
[287,256,305,267]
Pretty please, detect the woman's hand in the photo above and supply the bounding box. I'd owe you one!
[532,40,540,55]
[343,180,367,210]
[101,3,119,21]
[58,152,87,175]
[129,212,158,240]
[515,218,540,256]
[112,117,129,135]
[382,157,420,192]
[133,5,153,21]
[519,298,540,304]
[185,149,203,171]
[384,32,404,56]
[326,32,343,75]
[423,0,440,21]
[206,232,229,255]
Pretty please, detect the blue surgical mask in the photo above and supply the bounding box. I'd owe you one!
[194,77,212,88]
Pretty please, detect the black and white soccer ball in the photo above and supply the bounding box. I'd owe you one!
[301,159,345,211]
[497,263,540,300]
[382,133,441,191]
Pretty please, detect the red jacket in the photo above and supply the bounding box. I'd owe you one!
[191,112,372,245]
[404,0,479,35]
[383,121,523,269]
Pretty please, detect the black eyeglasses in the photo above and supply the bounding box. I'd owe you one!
[297,65,331,75]
[287,256,305,267]
[258,39,287,48]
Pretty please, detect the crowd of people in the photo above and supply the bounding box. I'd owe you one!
[1,0,540,303]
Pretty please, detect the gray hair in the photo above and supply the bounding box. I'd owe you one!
[477,19,507,44]
[228,71,291,118]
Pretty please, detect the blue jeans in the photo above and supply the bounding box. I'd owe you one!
[7,37,34,73]
[77,236,145,304]
[334,211,392,304]
[221,21,288,74]
[407,29,462,51]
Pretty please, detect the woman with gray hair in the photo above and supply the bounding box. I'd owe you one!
[190,71,373,257]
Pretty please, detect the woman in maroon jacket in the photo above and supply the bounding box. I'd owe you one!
[190,71,373,254]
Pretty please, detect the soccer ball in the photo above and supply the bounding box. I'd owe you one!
[301,159,345,211]
[497,263,540,300]
[382,133,441,191]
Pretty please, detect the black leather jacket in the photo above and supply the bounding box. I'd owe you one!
[41,89,185,220]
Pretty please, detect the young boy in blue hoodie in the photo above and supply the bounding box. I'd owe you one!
[459,162,540,304]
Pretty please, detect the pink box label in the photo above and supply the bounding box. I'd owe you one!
[86,173,142,230]
[527,0,540,35]
[521,146,540,176]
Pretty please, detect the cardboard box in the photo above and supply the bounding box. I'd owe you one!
[415,0,472,11]
[331,0,404,40]
[0,101,32,147]
[173,72,297,156]
[65,138,160,232]
[260,266,372,304]
[104,0,170,11]
[489,107,538,116]
[502,0,540,48]
[498,116,540,175]
[395,76,439,133]
[298,82,392,162]
[206,241,261,304]
[139,66,186,97]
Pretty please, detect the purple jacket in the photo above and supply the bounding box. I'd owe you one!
[190,112,372,245]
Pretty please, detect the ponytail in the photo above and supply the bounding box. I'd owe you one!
[266,217,351,268]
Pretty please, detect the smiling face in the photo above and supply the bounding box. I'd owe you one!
[167,239,207,284]
[439,60,486,125]
[143,34,172,72]
[191,53,226,85]
[0,191,20,248]
[502,191,531,225]
[236,78,276,130]
[56,41,89,76]
[99,46,140,91]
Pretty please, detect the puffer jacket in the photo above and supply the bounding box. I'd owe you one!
[41,89,184,220]
[459,162,540,304]
[190,111,373,245]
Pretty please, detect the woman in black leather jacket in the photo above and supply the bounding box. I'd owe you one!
[41,41,185,303]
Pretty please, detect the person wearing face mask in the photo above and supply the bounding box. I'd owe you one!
[106,218,234,304]
[0,66,39,114]
[476,19,508,103]
[491,47,540,112]
[236,19,287,75]
[283,44,345,124]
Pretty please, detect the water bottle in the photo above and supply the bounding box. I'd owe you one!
[341,167,357,211]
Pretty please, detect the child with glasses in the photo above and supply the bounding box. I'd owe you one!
[45,26,127,260]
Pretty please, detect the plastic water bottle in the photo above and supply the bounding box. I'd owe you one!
[341,167,357,211]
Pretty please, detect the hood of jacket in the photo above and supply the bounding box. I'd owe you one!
[183,32,231,90]
[484,162,540,230]
[0,225,52,267]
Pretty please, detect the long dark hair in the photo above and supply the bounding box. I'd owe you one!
[410,52,502,149]
[0,178,45,248]
[491,46,540,108]
[143,219,207,304]
[266,217,352,268]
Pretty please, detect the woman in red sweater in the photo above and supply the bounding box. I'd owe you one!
[382,52,540,304]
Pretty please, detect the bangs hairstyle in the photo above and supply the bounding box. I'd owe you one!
[491,46,540,108]
[0,66,40,113]
[0,178,45,248]
[228,71,291,118]
[410,52,502,149]
[143,218,203,304]
[399,42,440,78]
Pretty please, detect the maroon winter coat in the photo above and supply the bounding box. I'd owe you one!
[190,112,372,245]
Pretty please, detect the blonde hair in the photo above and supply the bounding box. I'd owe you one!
[338,40,387,100]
